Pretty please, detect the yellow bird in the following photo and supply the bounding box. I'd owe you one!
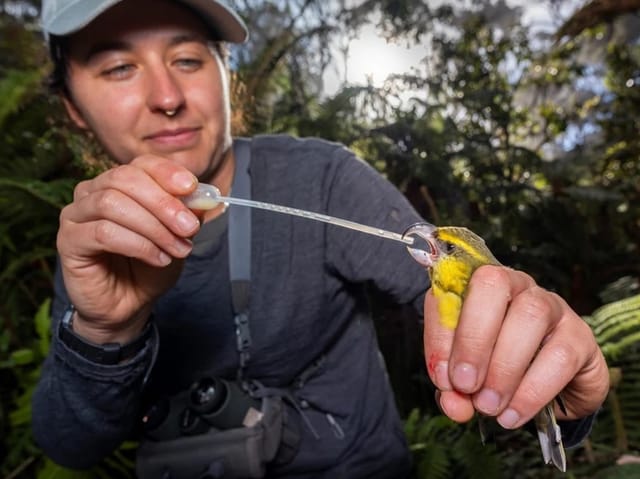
[403,222,567,472]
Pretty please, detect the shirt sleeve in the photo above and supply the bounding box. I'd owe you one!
[559,412,598,449]
[324,148,430,313]
[519,411,598,457]
[323,148,601,450]
[31,259,157,469]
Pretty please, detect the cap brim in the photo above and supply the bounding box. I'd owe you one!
[182,0,248,43]
[42,0,248,43]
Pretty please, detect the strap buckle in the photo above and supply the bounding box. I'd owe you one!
[234,312,251,368]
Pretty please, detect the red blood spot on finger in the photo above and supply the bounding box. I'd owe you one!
[427,353,438,376]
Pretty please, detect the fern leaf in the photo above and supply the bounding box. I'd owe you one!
[0,68,44,129]
[35,298,52,357]
[584,294,640,361]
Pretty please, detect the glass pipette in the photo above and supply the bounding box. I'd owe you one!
[182,183,414,246]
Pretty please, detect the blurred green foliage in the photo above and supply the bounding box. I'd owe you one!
[1,0,639,477]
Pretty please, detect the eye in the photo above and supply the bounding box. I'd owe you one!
[101,64,135,80]
[444,242,456,254]
[174,58,203,72]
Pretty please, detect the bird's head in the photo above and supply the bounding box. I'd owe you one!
[403,222,499,269]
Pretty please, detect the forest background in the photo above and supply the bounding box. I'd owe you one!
[1,0,639,478]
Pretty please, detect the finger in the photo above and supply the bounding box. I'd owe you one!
[61,189,194,259]
[83,155,198,197]
[60,215,176,268]
[496,348,572,429]
[438,390,476,423]
[449,266,535,394]
[472,285,561,416]
[424,288,455,391]
[497,304,607,428]
[131,154,199,195]
[76,161,200,238]
[73,179,93,202]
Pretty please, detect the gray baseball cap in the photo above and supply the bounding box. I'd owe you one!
[41,0,248,43]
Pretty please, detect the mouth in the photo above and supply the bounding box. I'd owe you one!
[144,127,200,149]
[402,222,439,268]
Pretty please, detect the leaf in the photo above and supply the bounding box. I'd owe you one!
[35,298,53,357]
[0,68,43,129]
[584,294,640,360]
[9,347,35,366]
[0,178,75,211]
[37,458,97,479]
[593,463,640,479]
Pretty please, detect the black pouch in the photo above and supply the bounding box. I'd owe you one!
[136,396,293,479]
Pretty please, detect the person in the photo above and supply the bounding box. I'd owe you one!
[32,0,609,478]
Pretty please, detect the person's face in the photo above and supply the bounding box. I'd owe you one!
[62,0,232,180]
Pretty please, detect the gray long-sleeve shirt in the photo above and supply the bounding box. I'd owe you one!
[33,135,429,477]
[32,135,594,478]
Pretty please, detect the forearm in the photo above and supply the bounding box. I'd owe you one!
[32,327,156,468]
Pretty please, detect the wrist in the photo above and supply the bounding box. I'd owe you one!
[71,307,151,345]
[59,304,153,365]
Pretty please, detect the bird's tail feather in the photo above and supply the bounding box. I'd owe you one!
[535,403,567,472]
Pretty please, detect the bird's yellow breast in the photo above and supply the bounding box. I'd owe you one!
[431,256,473,297]
[430,256,474,329]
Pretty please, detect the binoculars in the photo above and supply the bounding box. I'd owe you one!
[143,377,263,441]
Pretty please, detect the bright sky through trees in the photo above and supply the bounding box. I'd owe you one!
[323,23,426,95]
[323,0,582,95]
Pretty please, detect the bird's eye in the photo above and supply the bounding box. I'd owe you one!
[444,242,456,254]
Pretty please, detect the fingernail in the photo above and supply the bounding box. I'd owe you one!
[475,389,501,415]
[177,210,198,233]
[174,238,193,256]
[435,362,452,390]
[498,408,520,429]
[452,362,477,392]
[174,171,197,190]
[435,390,452,418]
[158,251,172,266]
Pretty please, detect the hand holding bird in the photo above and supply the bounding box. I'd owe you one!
[403,222,609,471]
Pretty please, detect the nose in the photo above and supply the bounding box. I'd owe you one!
[146,64,186,116]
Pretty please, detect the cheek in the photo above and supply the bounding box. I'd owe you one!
[190,75,228,119]
[82,89,142,127]
[69,71,140,124]
[71,85,144,161]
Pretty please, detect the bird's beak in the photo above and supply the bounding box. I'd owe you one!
[402,222,439,268]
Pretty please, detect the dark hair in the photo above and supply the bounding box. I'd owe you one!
[47,35,71,97]
[46,35,230,99]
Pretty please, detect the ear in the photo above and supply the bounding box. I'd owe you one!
[61,95,89,130]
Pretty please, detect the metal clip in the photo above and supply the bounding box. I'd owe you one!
[234,312,252,367]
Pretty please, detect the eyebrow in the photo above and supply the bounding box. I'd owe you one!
[169,33,208,46]
[82,33,208,63]
[83,40,131,63]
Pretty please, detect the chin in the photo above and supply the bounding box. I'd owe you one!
[166,151,208,171]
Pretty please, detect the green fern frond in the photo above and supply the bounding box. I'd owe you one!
[0,178,75,211]
[35,298,52,357]
[584,294,640,360]
[415,443,451,479]
[452,432,502,479]
[0,68,44,128]
[592,463,640,479]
